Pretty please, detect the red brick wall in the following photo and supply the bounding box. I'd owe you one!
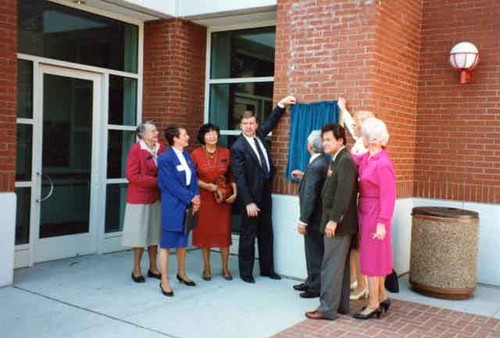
[273,0,422,197]
[0,0,17,192]
[415,0,500,203]
[143,19,206,145]
[369,0,422,198]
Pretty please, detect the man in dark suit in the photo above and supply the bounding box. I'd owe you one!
[305,123,358,320]
[291,130,329,298]
[231,95,296,283]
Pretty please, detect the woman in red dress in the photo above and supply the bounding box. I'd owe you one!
[191,123,237,281]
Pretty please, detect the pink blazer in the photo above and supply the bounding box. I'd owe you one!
[126,142,166,204]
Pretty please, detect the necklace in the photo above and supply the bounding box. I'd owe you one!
[204,147,218,169]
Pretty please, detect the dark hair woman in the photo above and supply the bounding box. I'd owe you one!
[191,123,237,281]
[157,125,200,297]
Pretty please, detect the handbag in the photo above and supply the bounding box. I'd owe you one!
[183,206,198,235]
[213,175,233,204]
[385,269,399,293]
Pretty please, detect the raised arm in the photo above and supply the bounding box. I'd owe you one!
[337,96,358,142]
[259,95,296,135]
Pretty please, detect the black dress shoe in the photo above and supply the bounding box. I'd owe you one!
[300,290,320,298]
[241,275,255,283]
[159,283,174,297]
[147,270,161,279]
[176,274,196,286]
[131,272,145,283]
[293,283,308,291]
[262,272,281,280]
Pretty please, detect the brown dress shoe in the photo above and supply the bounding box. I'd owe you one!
[305,310,333,320]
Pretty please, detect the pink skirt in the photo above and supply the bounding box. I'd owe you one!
[358,197,392,277]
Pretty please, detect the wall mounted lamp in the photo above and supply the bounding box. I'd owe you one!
[449,42,479,84]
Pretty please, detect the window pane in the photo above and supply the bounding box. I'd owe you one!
[105,183,127,233]
[17,59,33,119]
[109,76,137,125]
[18,0,138,73]
[209,82,274,130]
[107,131,135,178]
[210,27,275,79]
[15,188,31,245]
[16,124,33,181]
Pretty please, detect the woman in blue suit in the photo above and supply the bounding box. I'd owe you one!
[158,125,200,297]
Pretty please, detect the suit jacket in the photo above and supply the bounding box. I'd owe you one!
[126,142,166,204]
[158,147,200,232]
[320,148,358,235]
[298,154,329,230]
[231,105,285,207]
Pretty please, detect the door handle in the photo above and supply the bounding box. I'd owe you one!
[36,172,54,202]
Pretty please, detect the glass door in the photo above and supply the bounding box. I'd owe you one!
[33,65,101,263]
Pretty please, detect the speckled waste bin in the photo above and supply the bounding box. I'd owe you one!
[409,207,479,299]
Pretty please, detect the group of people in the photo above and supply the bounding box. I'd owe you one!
[121,95,295,297]
[119,94,396,322]
[295,97,396,321]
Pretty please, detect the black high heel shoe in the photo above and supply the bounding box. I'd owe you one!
[159,283,174,297]
[148,270,161,279]
[131,272,145,283]
[353,307,382,320]
[380,299,391,313]
[176,274,196,286]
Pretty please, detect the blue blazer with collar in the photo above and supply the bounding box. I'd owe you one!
[158,147,199,233]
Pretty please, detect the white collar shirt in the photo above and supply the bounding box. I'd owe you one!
[172,147,191,186]
[243,134,270,171]
[331,146,346,163]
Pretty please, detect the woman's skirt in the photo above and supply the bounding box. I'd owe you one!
[121,202,161,247]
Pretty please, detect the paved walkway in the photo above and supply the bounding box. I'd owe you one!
[2,250,500,337]
[277,299,500,338]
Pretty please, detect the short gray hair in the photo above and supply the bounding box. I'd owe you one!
[307,130,323,153]
[136,120,156,139]
[361,117,390,146]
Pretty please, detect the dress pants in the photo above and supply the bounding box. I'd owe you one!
[304,228,324,292]
[238,192,274,277]
[316,234,351,320]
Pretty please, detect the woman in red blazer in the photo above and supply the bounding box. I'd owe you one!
[122,121,166,283]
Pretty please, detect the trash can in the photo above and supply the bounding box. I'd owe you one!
[409,207,479,299]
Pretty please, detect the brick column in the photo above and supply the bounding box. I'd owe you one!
[143,19,206,142]
[0,0,17,192]
[272,0,422,198]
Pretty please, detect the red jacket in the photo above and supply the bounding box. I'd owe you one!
[126,142,166,204]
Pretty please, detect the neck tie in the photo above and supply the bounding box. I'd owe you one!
[253,137,269,178]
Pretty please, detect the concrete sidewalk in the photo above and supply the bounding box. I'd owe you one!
[2,250,500,337]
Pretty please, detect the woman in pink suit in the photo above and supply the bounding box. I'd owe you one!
[352,117,396,320]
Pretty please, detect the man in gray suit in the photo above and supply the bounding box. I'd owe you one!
[292,131,329,298]
[305,123,358,321]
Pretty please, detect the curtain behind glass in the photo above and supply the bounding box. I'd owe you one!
[286,101,339,182]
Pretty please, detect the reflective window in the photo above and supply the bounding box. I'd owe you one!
[18,0,138,73]
[105,183,127,233]
[210,27,275,79]
[15,188,31,245]
[107,130,135,178]
[109,76,137,125]
[209,83,274,130]
[17,60,33,119]
[16,124,33,182]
